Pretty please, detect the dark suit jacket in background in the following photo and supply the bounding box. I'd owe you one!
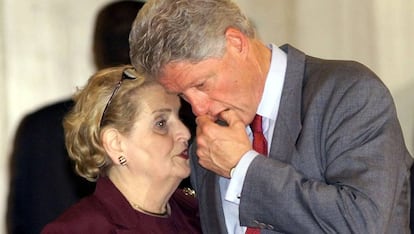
[190,44,413,233]
[6,99,96,234]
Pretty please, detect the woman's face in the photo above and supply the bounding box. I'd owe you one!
[122,84,191,182]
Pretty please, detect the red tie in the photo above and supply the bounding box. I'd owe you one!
[246,114,267,234]
[250,114,268,155]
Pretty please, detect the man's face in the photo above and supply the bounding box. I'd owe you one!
[158,48,261,125]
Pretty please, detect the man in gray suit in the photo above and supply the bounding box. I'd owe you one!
[129,0,412,233]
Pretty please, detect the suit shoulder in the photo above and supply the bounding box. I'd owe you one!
[15,99,73,135]
[306,57,381,83]
[301,57,395,123]
[23,99,74,123]
[304,56,389,96]
[15,100,73,140]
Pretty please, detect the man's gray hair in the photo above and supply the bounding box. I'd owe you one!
[129,0,256,79]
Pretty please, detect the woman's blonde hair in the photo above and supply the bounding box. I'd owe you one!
[64,65,153,181]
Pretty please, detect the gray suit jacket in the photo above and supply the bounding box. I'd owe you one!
[190,44,413,234]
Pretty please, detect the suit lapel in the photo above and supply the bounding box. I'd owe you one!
[270,44,305,161]
[190,142,228,233]
[201,173,228,233]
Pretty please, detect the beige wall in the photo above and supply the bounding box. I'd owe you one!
[0,2,7,232]
[1,0,413,232]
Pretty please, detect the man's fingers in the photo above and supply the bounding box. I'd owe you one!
[219,109,244,128]
[195,115,214,126]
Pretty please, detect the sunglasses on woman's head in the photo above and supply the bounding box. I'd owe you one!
[99,68,136,128]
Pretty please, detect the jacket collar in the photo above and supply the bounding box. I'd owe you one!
[93,177,139,229]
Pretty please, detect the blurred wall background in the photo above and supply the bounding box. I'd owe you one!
[0,0,413,232]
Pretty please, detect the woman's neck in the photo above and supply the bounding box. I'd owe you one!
[108,170,180,214]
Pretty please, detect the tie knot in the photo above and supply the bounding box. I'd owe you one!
[250,114,263,133]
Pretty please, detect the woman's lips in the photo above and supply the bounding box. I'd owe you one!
[178,149,189,160]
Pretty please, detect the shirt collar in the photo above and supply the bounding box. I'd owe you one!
[256,43,287,121]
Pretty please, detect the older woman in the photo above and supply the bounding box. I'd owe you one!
[41,65,201,233]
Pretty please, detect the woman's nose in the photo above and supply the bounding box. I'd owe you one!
[177,119,191,141]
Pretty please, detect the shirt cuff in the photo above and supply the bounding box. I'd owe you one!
[225,150,258,204]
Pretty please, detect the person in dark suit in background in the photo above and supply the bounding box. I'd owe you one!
[129,0,412,233]
[6,1,148,233]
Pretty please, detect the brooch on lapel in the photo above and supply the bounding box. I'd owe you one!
[182,187,196,197]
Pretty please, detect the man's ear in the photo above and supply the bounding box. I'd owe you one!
[224,27,248,55]
[101,128,124,165]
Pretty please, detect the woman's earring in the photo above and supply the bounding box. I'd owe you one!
[118,156,127,166]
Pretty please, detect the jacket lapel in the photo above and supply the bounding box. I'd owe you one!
[202,173,228,233]
[94,177,138,229]
[269,44,305,162]
[190,143,228,233]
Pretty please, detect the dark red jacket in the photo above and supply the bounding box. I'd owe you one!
[41,177,201,233]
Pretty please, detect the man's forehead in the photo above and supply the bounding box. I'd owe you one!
[159,58,220,93]
[157,73,186,95]
[158,62,195,92]
[162,61,194,75]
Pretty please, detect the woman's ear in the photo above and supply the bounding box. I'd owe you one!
[101,128,125,165]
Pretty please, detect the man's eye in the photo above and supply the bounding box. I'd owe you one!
[196,82,205,89]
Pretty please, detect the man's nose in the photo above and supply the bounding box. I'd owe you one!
[190,102,209,116]
[183,92,209,116]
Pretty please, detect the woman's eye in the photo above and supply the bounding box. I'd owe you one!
[154,118,169,135]
[156,119,167,129]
